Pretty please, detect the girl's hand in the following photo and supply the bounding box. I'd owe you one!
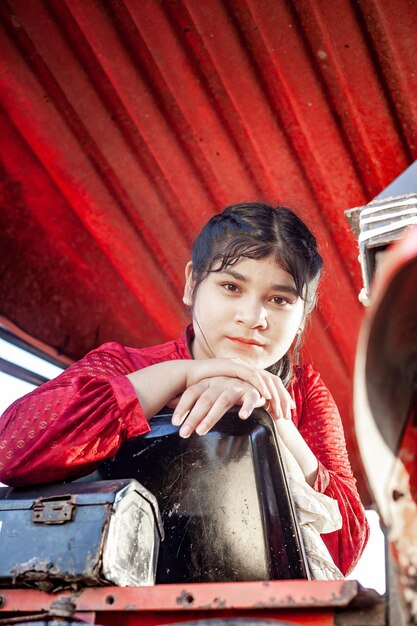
[171,375,294,438]
[184,358,295,421]
[172,376,264,437]
[127,357,293,425]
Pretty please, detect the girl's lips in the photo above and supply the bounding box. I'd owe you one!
[227,336,265,347]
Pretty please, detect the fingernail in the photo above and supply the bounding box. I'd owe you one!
[179,425,191,438]
[239,409,249,420]
[196,424,208,436]
[172,410,190,426]
[290,399,296,409]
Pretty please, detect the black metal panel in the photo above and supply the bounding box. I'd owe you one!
[97,409,308,584]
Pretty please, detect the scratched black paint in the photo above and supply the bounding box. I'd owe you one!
[98,409,308,583]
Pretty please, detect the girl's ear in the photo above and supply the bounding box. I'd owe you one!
[297,320,306,335]
[183,261,194,306]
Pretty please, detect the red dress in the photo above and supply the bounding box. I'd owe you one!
[0,328,369,575]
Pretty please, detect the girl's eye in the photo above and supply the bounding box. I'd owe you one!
[221,283,240,293]
[271,296,291,306]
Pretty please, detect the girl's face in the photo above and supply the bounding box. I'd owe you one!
[184,255,305,369]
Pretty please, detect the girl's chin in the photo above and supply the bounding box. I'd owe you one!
[218,349,275,369]
[191,337,280,369]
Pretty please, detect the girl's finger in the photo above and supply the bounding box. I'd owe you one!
[172,381,208,425]
[232,360,274,401]
[166,395,181,409]
[229,360,291,418]
[271,375,294,420]
[177,391,216,436]
[238,389,262,420]
[261,375,282,420]
[192,387,248,436]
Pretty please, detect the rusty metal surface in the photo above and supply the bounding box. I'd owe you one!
[32,495,76,524]
[1,1,417,500]
[0,581,362,613]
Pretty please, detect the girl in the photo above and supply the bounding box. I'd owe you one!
[0,202,368,575]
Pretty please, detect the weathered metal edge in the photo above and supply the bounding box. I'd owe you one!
[0,580,366,613]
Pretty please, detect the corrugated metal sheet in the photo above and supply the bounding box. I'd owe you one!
[1,0,416,499]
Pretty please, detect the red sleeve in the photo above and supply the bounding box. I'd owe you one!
[0,343,150,487]
[293,365,370,576]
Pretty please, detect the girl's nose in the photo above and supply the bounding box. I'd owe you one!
[236,300,268,329]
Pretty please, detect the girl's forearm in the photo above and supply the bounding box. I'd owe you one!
[275,418,319,486]
[277,435,306,482]
[126,360,189,419]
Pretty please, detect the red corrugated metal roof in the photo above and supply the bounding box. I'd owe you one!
[1,0,416,500]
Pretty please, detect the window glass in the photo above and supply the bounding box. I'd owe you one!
[0,338,64,380]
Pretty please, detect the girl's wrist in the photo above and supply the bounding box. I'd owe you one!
[158,359,190,397]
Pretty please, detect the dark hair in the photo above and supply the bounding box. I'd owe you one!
[191,202,323,385]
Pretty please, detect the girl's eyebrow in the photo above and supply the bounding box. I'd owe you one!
[221,269,299,297]
[221,269,246,281]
